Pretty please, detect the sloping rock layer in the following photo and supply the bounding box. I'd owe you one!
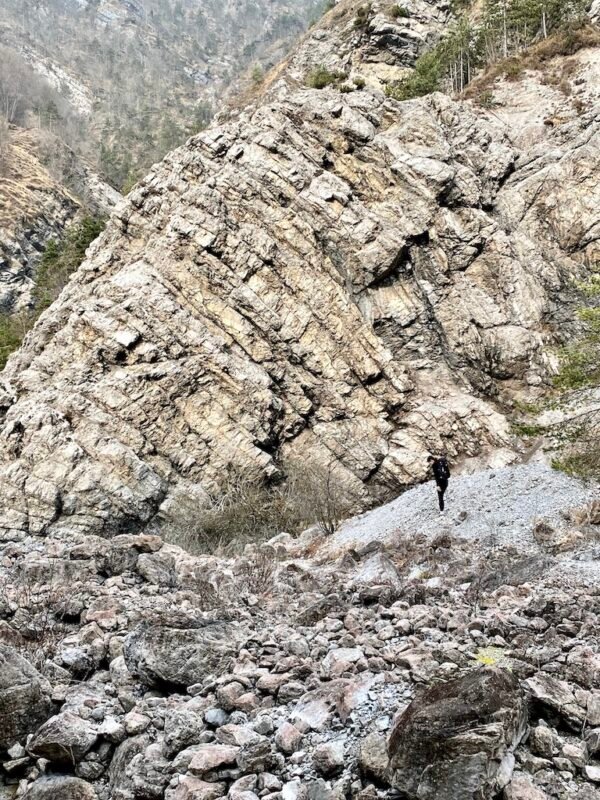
[0,1,599,537]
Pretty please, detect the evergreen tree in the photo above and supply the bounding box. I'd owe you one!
[392,0,593,101]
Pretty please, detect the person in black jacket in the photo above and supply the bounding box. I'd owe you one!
[427,455,451,512]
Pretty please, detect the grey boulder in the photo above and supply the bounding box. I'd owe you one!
[124,618,241,689]
[24,776,97,799]
[388,667,527,800]
[28,712,98,764]
[0,645,53,750]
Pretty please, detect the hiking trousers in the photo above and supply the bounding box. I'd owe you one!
[436,478,448,511]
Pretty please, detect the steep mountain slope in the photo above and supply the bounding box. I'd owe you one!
[0,0,598,539]
[0,126,120,314]
[0,0,325,186]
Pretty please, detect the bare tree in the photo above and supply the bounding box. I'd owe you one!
[0,117,11,175]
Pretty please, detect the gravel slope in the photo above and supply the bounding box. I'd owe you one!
[333,464,598,555]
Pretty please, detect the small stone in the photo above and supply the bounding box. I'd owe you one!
[313,740,345,776]
[275,722,303,755]
[7,743,26,759]
[165,776,226,800]
[204,708,229,727]
[530,726,554,759]
[213,680,244,710]
[585,728,600,756]
[504,773,550,799]
[585,765,600,783]
[98,717,126,744]
[562,741,587,768]
[359,734,388,784]
[22,776,98,799]
[28,713,98,765]
[124,711,151,735]
[253,716,274,736]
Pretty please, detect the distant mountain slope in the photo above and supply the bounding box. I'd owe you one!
[0,0,325,188]
[0,0,323,311]
[0,126,120,314]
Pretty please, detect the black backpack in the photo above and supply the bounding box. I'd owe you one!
[436,458,450,480]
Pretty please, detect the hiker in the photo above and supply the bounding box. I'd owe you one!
[427,454,451,512]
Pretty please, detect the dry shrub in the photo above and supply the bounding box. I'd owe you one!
[236,549,277,596]
[286,460,355,537]
[0,564,70,672]
[553,440,600,480]
[160,461,356,556]
[0,118,10,176]
[569,501,600,527]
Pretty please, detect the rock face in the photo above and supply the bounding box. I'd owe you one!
[0,2,598,540]
[387,667,528,799]
[0,645,53,749]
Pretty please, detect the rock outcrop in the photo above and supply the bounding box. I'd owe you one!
[0,1,598,539]
[388,667,528,799]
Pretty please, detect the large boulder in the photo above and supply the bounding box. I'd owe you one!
[124,618,242,689]
[109,736,150,800]
[524,673,586,731]
[0,645,53,750]
[388,668,528,800]
[28,712,98,764]
[25,776,97,799]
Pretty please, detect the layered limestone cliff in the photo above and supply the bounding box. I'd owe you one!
[0,0,598,538]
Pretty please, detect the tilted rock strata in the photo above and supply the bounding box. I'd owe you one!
[0,11,599,536]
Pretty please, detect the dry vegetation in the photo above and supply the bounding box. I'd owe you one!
[0,128,84,233]
[464,24,600,102]
[159,462,357,557]
[0,564,71,673]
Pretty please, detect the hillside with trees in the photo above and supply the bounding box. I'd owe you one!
[387,0,595,99]
[0,0,326,190]
[0,0,326,355]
